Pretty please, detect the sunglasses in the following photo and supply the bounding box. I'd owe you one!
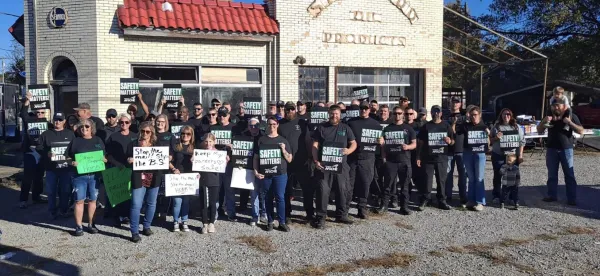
[407,113,414,115]
[195,108,202,111]
[36,112,46,115]
[181,132,192,136]
[141,130,152,134]
[79,125,91,129]
[119,121,131,125]
[209,113,217,117]
[249,125,258,129]
[107,115,116,118]
[54,119,65,122]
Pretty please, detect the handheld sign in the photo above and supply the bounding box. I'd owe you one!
[427,130,448,155]
[321,141,344,173]
[359,127,382,153]
[345,105,360,120]
[165,173,200,197]
[27,119,49,142]
[467,125,489,153]
[499,130,520,155]
[192,149,227,173]
[211,126,232,146]
[50,141,70,169]
[120,78,139,104]
[133,147,169,171]
[309,106,329,130]
[170,122,185,140]
[384,129,408,153]
[101,167,132,206]
[230,168,254,190]
[243,97,262,120]
[75,150,106,174]
[28,84,50,110]
[231,136,255,168]
[163,84,182,110]
[352,86,369,101]
[259,144,282,175]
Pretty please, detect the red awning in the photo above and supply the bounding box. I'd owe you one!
[117,0,279,35]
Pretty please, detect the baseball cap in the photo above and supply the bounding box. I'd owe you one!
[284,101,296,110]
[359,101,369,109]
[268,100,277,106]
[248,117,260,124]
[431,105,442,112]
[552,98,566,105]
[73,103,91,111]
[53,112,65,121]
[106,109,117,117]
[450,96,461,103]
[418,107,427,115]
[218,107,229,116]
[296,101,305,106]
[277,101,285,107]
[211,98,221,105]
[399,96,410,102]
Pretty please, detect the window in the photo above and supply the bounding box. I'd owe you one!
[201,87,261,112]
[299,67,328,103]
[201,67,261,84]
[337,68,422,106]
[133,66,198,83]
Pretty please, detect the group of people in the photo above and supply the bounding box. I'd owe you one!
[18,86,583,242]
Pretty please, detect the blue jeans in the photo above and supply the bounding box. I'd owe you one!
[261,174,287,224]
[463,151,486,205]
[445,153,467,202]
[250,179,266,222]
[172,196,190,223]
[46,170,73,215]
[546,148,577,202]
[130,186,159,234]
[72,174,99,201]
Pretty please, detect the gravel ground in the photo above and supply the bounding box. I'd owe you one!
[1,151,600,276]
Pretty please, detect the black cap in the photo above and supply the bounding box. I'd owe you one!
[277,101,285,107]
[53,112,65,121]
[418,107,427,115]
[211,98,221,104]
[399,96,409,102]
[552,98,566,105]
[359,101,369,109]
[106,108,117,117]
[217,107,229,116]
[296,101,305,106]
[431,105,442,112]
[450,96,461,103]
[268,100,277,106]
[285,101,296,109]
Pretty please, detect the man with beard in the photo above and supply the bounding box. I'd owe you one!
[445,96,468,206]
[415,107,428,127]
[296,101,309,121]
[369,100,379,120]
[187,102,207,138]
[101,109,119,142]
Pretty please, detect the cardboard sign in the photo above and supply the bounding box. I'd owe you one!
[28,84,50,110]
[27,120,48,138]
[170,122,185,140]
[243,97,262,119]
[499,130,520,155]
[359,127,382,152]
[345,105,360,120]
[133,146,169,171]
[321,141,344,173]
[75,150,106,174]
[192,149,227,173]
[230,168,254,190]
[211,126,232,146]
[163,84,182,110]
[101,167,132,206]
[231,136,255,168]
[352,86,369,101]
[309,106,329,128]
[165,173,200,197]
[120,78,139,104]
[467,125,489,153]
[50,141,70,169]
[259,144,282,175]
[384,129,409,153]
[427,130,448,155]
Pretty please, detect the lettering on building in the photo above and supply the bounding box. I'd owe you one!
[351,11,382,22]
[390,0,419,24]
[308,0,341,17]
[323,33,406,47]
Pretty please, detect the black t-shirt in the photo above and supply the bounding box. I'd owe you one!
[383,124,416,164]
[311,122,356,164]
[210,123,239,154]
[347,117,382,160]
[66,136,106,173]
[297,112,309,122]
[458,122,489,153]
[231,130,263,170]
[255,135,292,175]
[278,117,309,167]
[445,111,467,154]
[156,131,176,148]
[547,113,582,149]
[38,129,76,171]
[90,116,105,131]
[106,131,138,167]
[172,143,196,173]
[417,121,453,163]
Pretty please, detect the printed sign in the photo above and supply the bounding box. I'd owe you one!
[230,168,254,190]
[101,167,132,207]
[259,144,282,175]
[28,84,50,110]
[310,106,329,129]
[345,105,360,120]
[211,127,232,146]
[133,146,169,171]
[50,141,70,169]
[192,149,227,173]
[243,97,262,119]
[165,173,200,197]
[120,78,139,104]
[163,84,182,109]
[27,120,48,138]
[231,136,254,168]
[170,122,185,140]
[321,141,344,173]
[467,125,489,153]
[353,86,369,100]
[499,130,520,155]
[384,129,408,153]
[359,127,382,152]
[427,131,448,155]
[75,150,105,174]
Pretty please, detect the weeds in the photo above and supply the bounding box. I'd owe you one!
[428,250,445,257]
[236,235,277,253]
[394,221,414,230]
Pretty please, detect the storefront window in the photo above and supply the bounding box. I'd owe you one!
[337,67,422,106]
[201,67,261,84]
[133,66,198,83]
[299,67,328,103]
[201,87,261,113]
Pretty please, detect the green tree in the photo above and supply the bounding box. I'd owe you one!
[4,40,25,85]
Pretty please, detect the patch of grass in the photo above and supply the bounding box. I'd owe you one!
[236,235,277,253]
[353,252,417,269]
[182,262,197,268]
[499,238,533,247]
[535,233,559,241]
[448,242,538,274]
[211,265,225,272]
[394,221,414,230]
[563,226,596,235]
[428,250,444,257]
[134,252,147,259]
[446,246,467,253]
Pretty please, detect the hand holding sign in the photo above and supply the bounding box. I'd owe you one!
[101,167,132,206]
[192,150,227,173]
[444,137,452,145]
[133,147,169,171]
[75,151,106,174]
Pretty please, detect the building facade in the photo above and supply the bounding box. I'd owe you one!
[25,0,443,117]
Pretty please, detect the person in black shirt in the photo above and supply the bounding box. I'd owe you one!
[369,100,379,120]
[237,118,266,224]
[537,98,584,205]
[154,114,176,218]
[347,101,383,219]
[197,133,221,234]
[235,101,248,131]
[416,105,454,211]
[187,103,209,139]
[372,104,392,205]
[311,105,357,228]
[211,107,239,221]
[168,125,196,233]
[444,97,468,206]
[377,106,417,214]
[38,112,76,219]
[102,109,119,142]
[406,107,423,196]
[415,107,428,127]
[296,101,309,121]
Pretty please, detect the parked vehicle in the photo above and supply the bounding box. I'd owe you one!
[573,100,600,128]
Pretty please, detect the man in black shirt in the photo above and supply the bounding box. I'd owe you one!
[187,102,207,139]
[406,107,422,196]
[236,117,264,215]
[416,105,454,211]
[74,102,105,131]
[296,101,309,121]
[212,107,239,220]
[537,98,584,205]
[311,105,357,228]
[369,100,379,120]
[101,109,119,142]
[347,101,383,219]
[415,107,428,127]
[444,96,468,206]
[372,104,393,206]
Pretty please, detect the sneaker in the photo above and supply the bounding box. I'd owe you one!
[375,206,388,214]
[173,222,180,232]
[87,224,99,234]
[266,223,274,231]
[278,224,290,232]
[399,208,411,216]
[357,209,368,219]
[121,217,130,224]
[500,203,505,209]
[313,218,325,229]
[417,200,428,211]
[249,221,257,227]
[131,234,141,243]
[474,204,484,212]
[336,216,354,225]
[390,200,399,209]
[259,214,268,224]
[227,216,238,222]
[207,223,215,233]
[19,201,27,209]
[97,202,105,209]
[514,203,519,210]
[459,200,468,209]
[74,226,84,237]
[438,202,451,210]
[201,226,208,234]
[305,214,315,222]
[542,197,558,202]
[142,228,153,236]
[182,222,190,232]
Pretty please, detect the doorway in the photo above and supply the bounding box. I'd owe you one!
[49,57,78,114]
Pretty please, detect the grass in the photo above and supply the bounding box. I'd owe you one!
[562,226,596,235]
[394,221,414,230]
[236,235,277,253]
[428,250,444,257]
[499,238,533,247]
[182,262,197,268]
[446,246,467,253]
[211,265,225,272]
[134,252,147,259]
[534,234,559,241]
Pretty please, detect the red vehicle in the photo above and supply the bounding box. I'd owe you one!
[573,100,600,128]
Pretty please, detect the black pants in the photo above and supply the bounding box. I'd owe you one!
[20,154,44,202]
[315,163,349,219]
[410,157,422,196]
[239,189,250,209]
[502,186,519,203]
[200,186,219,224]
[370,156,385,200]
[348,157,375,211]
[285,162,313,218]
[383,162,411,209]
[420,162,448,202]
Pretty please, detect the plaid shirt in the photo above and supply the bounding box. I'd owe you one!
[500,164,520,187]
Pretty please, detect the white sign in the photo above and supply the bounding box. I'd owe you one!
[230,168,255,190]
[133,146,169,171]
[165,173,200,197]
[192,149,227,173]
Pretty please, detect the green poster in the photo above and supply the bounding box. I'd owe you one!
[75,150,106,174]
[101,167,132,207]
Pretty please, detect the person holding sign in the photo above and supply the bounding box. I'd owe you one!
[38,112,76,219]
[168,126,198,232]
[126,122,162,243]
[65,119,107,236]
[211,107,239,221]
[253,117,293,232]
[197,133,221,234]
[311,105,357,229]
[457,106,490,211]
[416,105,454,211]
[154,114,176,219]
[489,108,525,205]
[235,117,264,219]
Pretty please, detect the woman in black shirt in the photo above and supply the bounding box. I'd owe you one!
[154,114,175,218]
[168,125,196,232]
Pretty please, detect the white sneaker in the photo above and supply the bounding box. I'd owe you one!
[208,223,215,233]
[182,222,190,232]
[474,204,484,212]
[249,221,256,226]
[173,222,180,232]
[201,226,208,234]
[259,214,268,224]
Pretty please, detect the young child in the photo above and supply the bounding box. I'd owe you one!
[198,133,221,234]
[499,154,520,209]
[546,86,571,128]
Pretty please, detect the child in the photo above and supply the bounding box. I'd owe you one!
[499,154,520,209]
[546,86,571,128]
[198,133,221,234]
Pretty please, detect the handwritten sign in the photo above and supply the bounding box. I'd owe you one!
[133,147,169,171]
[120,78,139,104]
[230,168,254,190]
[101,167,132,206]
[50,141,70,169]
[75,150,106,174]
[163,84,182,109]
[165,173,200,196]
[192,149,227,173]
[28,84,50,110]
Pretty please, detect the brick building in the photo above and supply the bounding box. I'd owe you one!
[24,0,442,118]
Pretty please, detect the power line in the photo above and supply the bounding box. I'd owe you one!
[0,11,20,17]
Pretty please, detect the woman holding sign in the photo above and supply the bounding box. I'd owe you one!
[490,108,525,204]
[253,117,293,232]
[65,119,107,236]
[168,125,197,232]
